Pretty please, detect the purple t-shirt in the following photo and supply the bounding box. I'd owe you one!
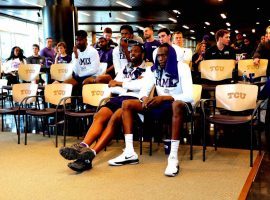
[40,47,55,67]
[144,40,160,62]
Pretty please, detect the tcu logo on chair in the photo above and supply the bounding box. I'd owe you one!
[58,69,68,73]
[227,92,246,99]
[20,89,32,95]
[210,66,224,71]
[53,90,66,96]
[91,90,104,96]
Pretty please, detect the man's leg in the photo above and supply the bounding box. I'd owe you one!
[108,99,143,166]
[59,107,113,161]
[165,100,186,177]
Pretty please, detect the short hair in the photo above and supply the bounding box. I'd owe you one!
[173,31,183,36]
[215,29,230,42]
[103,27,113,34]
[132,43,145,54]
[144,25,154,31]
[46,37,53,41]
[57,42,67,49]
[32,44,40,50]
[76,30,88,38]
[120,25,134,34]
[157,28,171,36]
[159,43,170,49]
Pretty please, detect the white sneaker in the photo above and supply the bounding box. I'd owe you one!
[108,151,139,166]
[164,157,179,177]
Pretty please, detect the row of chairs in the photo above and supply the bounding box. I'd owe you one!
[0,83,111,146]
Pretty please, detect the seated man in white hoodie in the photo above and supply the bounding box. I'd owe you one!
[108,43,193,177]
[64,30,100,88]
[59,44,151,172]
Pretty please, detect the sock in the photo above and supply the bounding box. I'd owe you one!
[91,149,96,156]
[80,142,89,148]
[124,134,134,155]
[169,140,180,160]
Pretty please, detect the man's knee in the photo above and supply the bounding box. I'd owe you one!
[172,100,186,114]
[122,100,136,111]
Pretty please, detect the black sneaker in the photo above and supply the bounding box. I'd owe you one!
[68,159,92,172]
[59,143,95,161]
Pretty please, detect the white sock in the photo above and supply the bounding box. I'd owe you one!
[124,134,134,155]
[91,149,96,156]
[80,142,89,148]
[169,140,180,160]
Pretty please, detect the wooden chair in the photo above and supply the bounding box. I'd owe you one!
[201,84,264,167]
[0,79,8,108]
[24,83,72,145]
[60,83,111,147]
[238,59,268,79]
[18,64,41,82]
[0,83,38,144]
[50,63,73,82]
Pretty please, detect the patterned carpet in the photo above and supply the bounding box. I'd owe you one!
[0,132,258,200]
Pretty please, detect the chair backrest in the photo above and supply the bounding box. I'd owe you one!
[44,83,73,105]
[50,63,73,82]
[192,84,202,106]
[12,83,38,104]
[238,59,268,78]
[199,59,235,81]
[215,84,258,111]
[18,64,41,82]
[82,84,111,107]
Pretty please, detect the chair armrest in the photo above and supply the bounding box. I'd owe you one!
[96,97,112,112]
[251,99,268,120]
[201,98,216,118]
[19,95,44,110]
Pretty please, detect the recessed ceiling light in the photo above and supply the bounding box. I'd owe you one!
[116,1,132,8]
[173,10,181,14]
[205,22,210,26]
[220,13,226,19]
[182,25,189,29]
[257,7,260,10]
[190,36,196,40]
[226,22,231,26]
[227,28,231,30]
[210,32,215,35]
[115,17,127,22]
[203,26,206,29]
[158,24,166,28]
[80,12,90,16]
[218,0,223,2]
[122,12,134,18]
[252,29,256,33]
[243,34,246,37]
[256,22,260,25]
[22,0,42,7]
[168,18,177,23]
[190,30,195,33]
[235,30,239,33]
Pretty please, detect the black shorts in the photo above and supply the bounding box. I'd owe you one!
[72,72,94,85]
[103,96,138,113]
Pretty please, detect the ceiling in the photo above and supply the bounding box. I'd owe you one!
[0,0,269,41]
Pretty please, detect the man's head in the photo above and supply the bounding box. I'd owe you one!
[75,30,88,50]
[120,25,133,39]
[156,43,170,68]
[32,44,40,56]
[144,26,154,40]
[172,31,184,47]
[130,44,144,65]
[46,37,53,49]
[157,28,171,44]
[265,25,270,42]
[236,33,243,41]
[215,29,230,46]
[98,37,108,49]
[103,27,113,41]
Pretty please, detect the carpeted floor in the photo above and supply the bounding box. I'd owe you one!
[0,132,257,200]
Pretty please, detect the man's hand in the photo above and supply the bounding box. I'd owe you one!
[108,80,122,87]
[82,77,95,85]
[253,58,260,65]
[73,46,78,59]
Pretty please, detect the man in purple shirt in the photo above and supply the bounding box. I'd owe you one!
[40,37,55,68]
[143,26,160,63]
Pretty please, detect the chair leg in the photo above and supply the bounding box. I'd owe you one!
[149,137,152,156]
[190,116,194,160]
[17,113,20,144]
[214,124,218,151]
[203,117,206,161]
[250,124,253,167]
[24,114,28,145]
[63,116,67,147]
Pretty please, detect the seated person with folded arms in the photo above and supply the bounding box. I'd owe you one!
[54,42,72,64]
[59,44,151,172]
[108,43,193,177]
